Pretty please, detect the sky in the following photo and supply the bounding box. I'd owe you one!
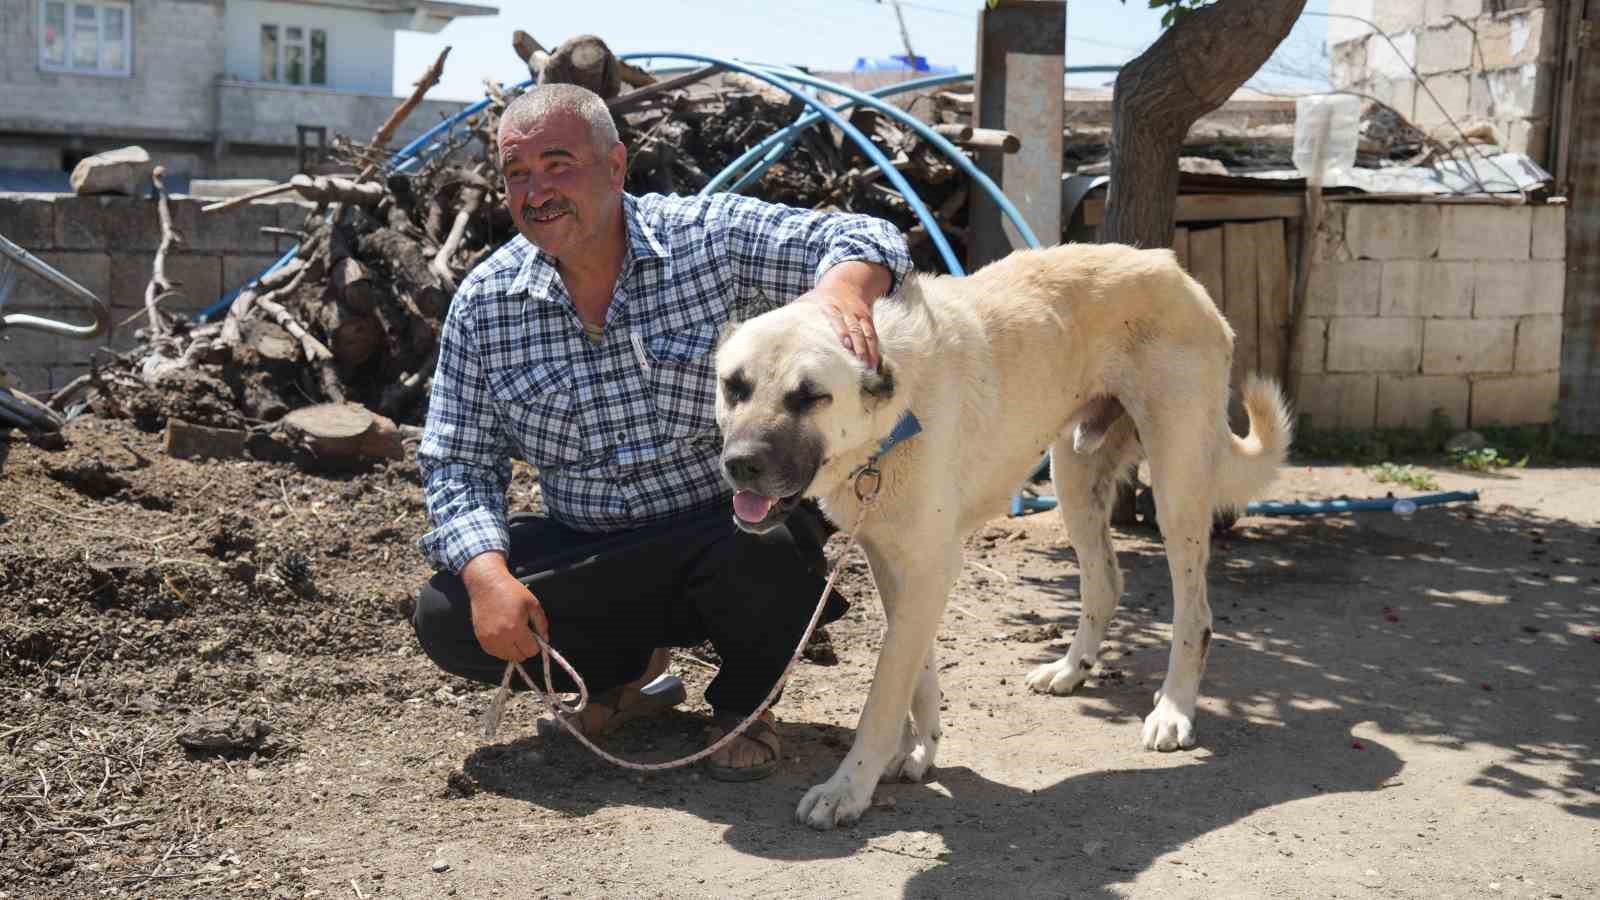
[394,0,1332,103]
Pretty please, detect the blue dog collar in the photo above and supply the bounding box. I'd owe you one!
[873,411,923,461]
[850,410,922,503]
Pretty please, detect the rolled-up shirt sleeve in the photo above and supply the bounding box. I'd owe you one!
[713,193,913,301]
[416,283,514,574]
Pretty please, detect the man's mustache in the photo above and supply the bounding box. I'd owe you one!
[522,199,574,219]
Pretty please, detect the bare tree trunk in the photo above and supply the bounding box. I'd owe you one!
[1102,0,1306,525]
[1102,0,1307,248]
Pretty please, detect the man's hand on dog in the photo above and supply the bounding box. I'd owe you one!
[462,551,550,661]
[813,292,880,370]
[804,260,894,371]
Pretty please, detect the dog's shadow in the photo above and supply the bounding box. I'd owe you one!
[463,690,1402,897]
[461,498,1598,896]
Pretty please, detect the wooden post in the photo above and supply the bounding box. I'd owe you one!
[968,0,1065,270]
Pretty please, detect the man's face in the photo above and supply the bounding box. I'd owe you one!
[499,110,626,262]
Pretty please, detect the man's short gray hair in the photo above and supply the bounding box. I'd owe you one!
[498,83,619,154]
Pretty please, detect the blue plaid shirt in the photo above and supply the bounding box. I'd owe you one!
[417,192,913,574]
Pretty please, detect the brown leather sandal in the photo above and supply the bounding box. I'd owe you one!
[702,712,781,782]
[535,675,686,740]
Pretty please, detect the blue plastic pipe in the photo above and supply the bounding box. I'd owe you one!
[1010,490,1483,517]
[619,52,963,273]
[710,64,1120,205]
[705,71,974,195]
[1247,490,1480,516]
[742,63,1041,251]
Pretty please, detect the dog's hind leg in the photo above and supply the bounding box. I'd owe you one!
[882,646,941,783]
[1136,410,1221,752]
[798,539,960,830]
[1026,417,1138,696]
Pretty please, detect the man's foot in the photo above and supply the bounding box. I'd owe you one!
[703,710,781,782]
[538,648,682,739]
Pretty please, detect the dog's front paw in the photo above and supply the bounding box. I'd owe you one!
[797,775,873,830]
[882,724,937,783]
[1140,693,1197,751]
[1025,657,1092,695]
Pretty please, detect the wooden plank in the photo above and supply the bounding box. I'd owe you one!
[1081,193,1304,226]
[1551,0,1586,189]
[1255,218,1291,384]
[1222,222,1260,393]
[1188,226,1225,314]
[164,420,248,461]
[1172,226,1190,272]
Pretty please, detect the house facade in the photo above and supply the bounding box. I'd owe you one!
[0,0,495,184]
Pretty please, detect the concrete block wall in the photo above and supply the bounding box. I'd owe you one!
[1294,199,1565,430]
[1328,0,1562,165]
[0,193,307,394]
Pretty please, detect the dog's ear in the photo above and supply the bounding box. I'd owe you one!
[860,360,895,409]
[716,318,742,348]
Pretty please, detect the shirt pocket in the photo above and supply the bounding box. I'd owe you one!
[486,361,585,467]
[644,319,722,440]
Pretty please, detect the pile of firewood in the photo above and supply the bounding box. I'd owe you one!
[66,32,986,459]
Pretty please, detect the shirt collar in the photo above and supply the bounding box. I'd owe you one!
[507,193,669,303]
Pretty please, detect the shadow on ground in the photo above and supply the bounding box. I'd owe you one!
[462,495,1599,898]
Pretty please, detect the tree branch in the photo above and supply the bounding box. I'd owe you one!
[144,166,179,336]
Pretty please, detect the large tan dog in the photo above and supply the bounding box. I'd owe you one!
[714,242,1292,829]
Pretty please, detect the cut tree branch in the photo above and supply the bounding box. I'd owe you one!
[200,182,296,215]
[358,45,451,183]
[608,64,727,115]
[288,174,386,206]
[144,166,178,336]
[429,170,491,290]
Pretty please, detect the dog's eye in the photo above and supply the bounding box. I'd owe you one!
[783,389,832,414]
[723,374,752,405]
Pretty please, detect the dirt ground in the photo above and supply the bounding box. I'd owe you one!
[1,415,1596,899]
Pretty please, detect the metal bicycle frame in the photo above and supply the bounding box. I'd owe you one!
[0,231,114,341]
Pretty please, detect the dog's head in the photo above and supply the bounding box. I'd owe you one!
[714,304,897,533]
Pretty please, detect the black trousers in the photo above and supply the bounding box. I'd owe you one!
[412,502,847,716]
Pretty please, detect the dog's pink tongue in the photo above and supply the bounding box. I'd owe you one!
[733,491,777,523]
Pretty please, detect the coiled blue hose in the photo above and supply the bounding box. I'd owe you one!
[619,51,963,273]
[744,62,1040,250]
[700,71,973,195]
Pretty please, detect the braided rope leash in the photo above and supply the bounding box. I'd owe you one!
[480,490,871,773]
[479,411,920,772]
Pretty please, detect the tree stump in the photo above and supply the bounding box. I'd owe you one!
[281,403,404,461]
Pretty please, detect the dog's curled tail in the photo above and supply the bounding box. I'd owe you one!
[1216,374,1293,512]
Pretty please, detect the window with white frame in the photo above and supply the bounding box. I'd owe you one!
[259,24,327,86]
[39,0,131,76]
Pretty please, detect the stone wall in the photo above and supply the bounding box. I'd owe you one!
[1329,0,1562,165]
[4,194,1571,433]
[1294,199,1566,430]
[0,193,306,393]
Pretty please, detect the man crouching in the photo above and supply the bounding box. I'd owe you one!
[409,83,910,780]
